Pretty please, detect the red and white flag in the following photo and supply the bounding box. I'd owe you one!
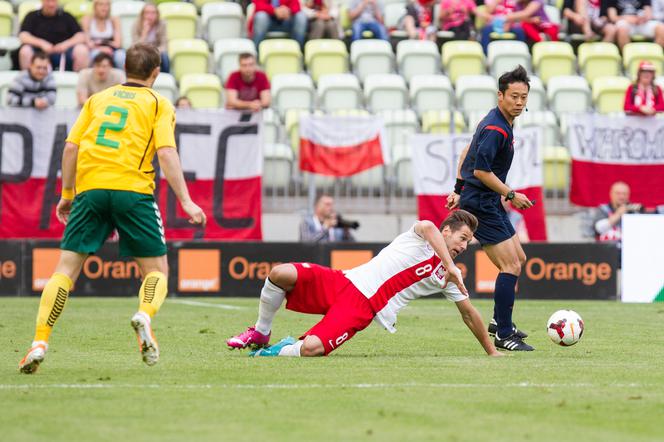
[299,115,389,176]
[412,128,547,241]
[568,113,664,207]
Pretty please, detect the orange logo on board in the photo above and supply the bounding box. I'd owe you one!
[330,250,373,270]
[178,249,220,292]
[33,248,61,291]
[475,250,500,293]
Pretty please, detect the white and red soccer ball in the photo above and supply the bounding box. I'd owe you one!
[547,310,584,346]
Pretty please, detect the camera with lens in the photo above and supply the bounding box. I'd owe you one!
[336,215,360,230]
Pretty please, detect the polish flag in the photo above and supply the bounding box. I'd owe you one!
[299,115,389,177]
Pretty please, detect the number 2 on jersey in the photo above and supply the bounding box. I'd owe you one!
[96,105,128,149]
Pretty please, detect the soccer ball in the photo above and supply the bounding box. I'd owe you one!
[546,310,584,346]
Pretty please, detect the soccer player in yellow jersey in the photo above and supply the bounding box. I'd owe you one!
[19,43,206,374]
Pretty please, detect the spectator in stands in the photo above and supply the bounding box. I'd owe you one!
[7,52,56,109]
[225,53,271,111]
[438,0,477,40]
[502,197,530,243]
[624,61,664,116]
[300,194,356,242]
[18,0,89,71]
[82,0,125,69]
[132,3,169,73]
[401,0,437,40]
[304,0,341,39]
[653,0,664,20]
[593,181,645,242]
[175,96,192,109]
[349,0,389,41]
[562,0,616,42]
[77,52,125,106]
[512,0,559,44]
[251,0,308,48]
[479,0,527,53]
[606,0,664,49]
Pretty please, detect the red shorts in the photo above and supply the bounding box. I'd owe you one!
[286,263,374,355]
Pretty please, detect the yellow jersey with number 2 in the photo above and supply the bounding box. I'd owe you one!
[66,83,176,196]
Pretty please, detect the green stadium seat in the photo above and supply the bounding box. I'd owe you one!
[179,73,222,108]
[578,42,621,84]
[259,39,302,80]
[0,1,13,37]
[64,1,92,22]
[202,2,243,45]
[214,38,256,84]
[543,146,570,192]
[304,39,348,84]
[169,38,209,82]
[421,109,466,134]
[532,41,576,85]
[158,1,198,41]
[622,42,664,79]
[18,1,39,25]
[441,40,485,85]
[592,76,631,114]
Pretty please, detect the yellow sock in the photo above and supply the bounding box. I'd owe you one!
[138,271,168,318]
[34,272,73,343]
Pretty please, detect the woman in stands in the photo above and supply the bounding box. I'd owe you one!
[511,0,559,44]
[438,0,477,40]
[82,0,124,68]
[132,3,169,73]
[624,61,664,116]
[562,0,616,42]
[401,0,437,40]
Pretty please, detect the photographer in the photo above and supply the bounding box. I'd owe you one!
[299,194,357,242]
[593,181,645,242]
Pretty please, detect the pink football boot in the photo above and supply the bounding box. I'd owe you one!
[226,327,270,350]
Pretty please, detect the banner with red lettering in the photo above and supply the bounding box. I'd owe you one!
[299,114,388,176]
[412,127,547,241]
[0,108,262,239]
[568,113,664,207]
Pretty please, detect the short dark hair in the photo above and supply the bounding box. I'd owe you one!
[125,43,161,80]
[314,193,332,206]
[92,52,114,66]
[31,51,49,64]
[498,65,530,93]
[440,210,478,233]
[238,52,255,62]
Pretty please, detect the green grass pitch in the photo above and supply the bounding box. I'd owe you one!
[1,297,663,442]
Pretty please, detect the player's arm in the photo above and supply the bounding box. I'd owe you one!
[414,220,468,296]
[157,147,206,227]
[225,89,260,111]
[455,298,502,356]
[446,143,470,209]
[56,142,78,224]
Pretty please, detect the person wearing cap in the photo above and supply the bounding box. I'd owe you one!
[624,61,664,116]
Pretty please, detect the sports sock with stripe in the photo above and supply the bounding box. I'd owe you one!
[494,272,518,339]
[138,271,168,318]
[255,278,285,335]
[34,272,73,343]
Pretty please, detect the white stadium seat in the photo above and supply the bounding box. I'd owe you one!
[396,39,439,83]
[409,74,454,116]
[364,74,408,112]
[350,39,394,83]
[547,75,591,115]
[271,73,315,118]
[214,38,256,84]
[455,75,497,115]
[317,73,363,112]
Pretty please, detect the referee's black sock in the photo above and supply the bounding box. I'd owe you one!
[494,273,518,339]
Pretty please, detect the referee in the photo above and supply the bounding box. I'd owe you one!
[447,65,534,351]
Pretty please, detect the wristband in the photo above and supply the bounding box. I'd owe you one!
[61,188,75,200]
[454,178,465,194]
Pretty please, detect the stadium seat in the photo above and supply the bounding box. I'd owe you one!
[547,75,591,115]
[304,39,349,83]
[514,110,560,147]
[263,142,294,191]
[0,1,12,37]
[53,71,79,109]
[532,41,576,85]
[378,109,418,150]
[285,109,309,154]
[201,2,243,45]
[330,108,371,117]
[152,73,179,103]
[391,142,413,193]
[526,75,546,112]
[64,1,92,22]
[384,2,406,32]
[18,0,39,24]
[0,70,19,107]
[396,40,439,83]
[271,73,315,118]
[622,42,664,79]
[592,76,631,114]
[350,39,394,84]
[409,74,454,116]
[262,108,281,145]
[421,110,466,134]
[455,75,497,115]
[259,39,302,80]
[179,73,223,108]
[487,40,531,79]
[158,2,198,41]
[0,36,19,71]
[466,110,489,131]
[364,74,408,112]
[169,38,209,82]
[441,41,485,85]
[578,42,621,84]
[317,73,363,112]
[656,76,664,89]
[544,4,561,26]
[543,145,571,191]
[214,38,256,84]
[112,0,144,49]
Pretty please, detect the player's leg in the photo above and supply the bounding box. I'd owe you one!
[227,263,296,349]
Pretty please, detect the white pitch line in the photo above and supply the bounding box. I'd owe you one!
[169,299,246,310]
[0,382,653,391]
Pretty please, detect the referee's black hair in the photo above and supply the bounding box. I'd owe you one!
[498,65,530,93]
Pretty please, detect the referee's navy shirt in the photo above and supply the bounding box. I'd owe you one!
[460,107,514,192]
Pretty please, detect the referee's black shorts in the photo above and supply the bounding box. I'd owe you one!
[459,187,515,246]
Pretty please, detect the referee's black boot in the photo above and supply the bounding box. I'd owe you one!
[495,333,534,351]
[488,319,529,339]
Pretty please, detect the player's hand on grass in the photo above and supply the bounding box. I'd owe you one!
[446,192,460,210]
[56,198,73,225]
[182,200,207,227]
[510,192,533,209]
[444,265,468,297]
